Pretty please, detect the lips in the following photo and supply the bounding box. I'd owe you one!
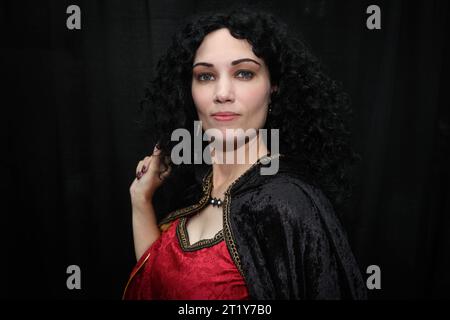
[211,112,240,121]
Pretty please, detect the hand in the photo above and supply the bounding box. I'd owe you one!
[129,145,172,207]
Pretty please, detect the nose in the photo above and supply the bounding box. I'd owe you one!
[213,76,234,104]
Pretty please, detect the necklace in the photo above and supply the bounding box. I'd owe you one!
[206,153,282,208]
[208,195,223,208]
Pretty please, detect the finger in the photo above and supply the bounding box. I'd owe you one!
[141,156,151,174]
[158,156,172,180]
[158,167,172,180]
[149,147,162,173]
[159,165,172,181]
[136,160,144,176]
[136,157,151,179]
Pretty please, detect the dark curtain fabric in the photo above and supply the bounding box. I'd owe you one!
[1,0,449,299]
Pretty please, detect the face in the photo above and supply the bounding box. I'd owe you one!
[191,28,276,146]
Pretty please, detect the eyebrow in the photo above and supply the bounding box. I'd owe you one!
[192,58,261,69]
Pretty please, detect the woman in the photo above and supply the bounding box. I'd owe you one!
[123,8,367,300]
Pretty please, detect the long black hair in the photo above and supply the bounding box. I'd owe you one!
[137,8,359,212]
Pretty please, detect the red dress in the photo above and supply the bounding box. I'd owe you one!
[123,216,249,300]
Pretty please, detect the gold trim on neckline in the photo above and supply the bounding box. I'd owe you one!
[176,216,224,252]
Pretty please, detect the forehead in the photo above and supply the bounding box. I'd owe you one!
[194,28,261,64]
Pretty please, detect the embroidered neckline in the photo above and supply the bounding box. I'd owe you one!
[176,215,224,252]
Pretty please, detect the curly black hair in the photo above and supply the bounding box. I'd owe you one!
[137,8,359,212]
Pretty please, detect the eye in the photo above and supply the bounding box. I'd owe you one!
[235,70,254,80]
[196,73,215,81]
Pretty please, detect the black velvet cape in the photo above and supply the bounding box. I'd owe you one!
[158,154,367,300]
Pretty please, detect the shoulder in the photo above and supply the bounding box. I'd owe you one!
[251,157,337,226]
[250,159,354,259]
[260,155,332,206]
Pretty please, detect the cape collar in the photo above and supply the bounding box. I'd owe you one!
[199,153,284,197]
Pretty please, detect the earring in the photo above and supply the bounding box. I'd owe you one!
[268,103,272,113]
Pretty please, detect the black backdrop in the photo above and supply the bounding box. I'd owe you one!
[1,0,449,299]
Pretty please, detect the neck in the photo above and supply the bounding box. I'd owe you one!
[210,134,269,198]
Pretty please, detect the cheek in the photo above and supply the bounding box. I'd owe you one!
[238,83,270,112]
[191,84,210,114]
